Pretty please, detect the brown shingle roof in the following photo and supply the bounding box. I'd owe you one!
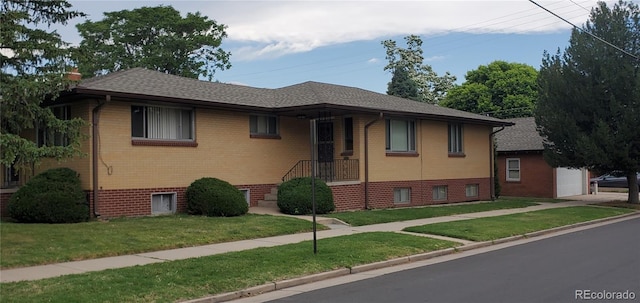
[72,68,511,126]
[495,117,544,152]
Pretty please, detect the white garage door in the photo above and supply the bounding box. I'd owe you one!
[556,168,585,197]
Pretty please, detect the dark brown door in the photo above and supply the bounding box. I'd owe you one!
[317,121,334,163]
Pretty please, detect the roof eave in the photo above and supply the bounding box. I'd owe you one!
[63,87,276,113]
[275,103,513,126]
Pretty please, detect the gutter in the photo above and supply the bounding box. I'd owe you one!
[364,112,384,210]
[490,126,505,200]
[92,95,110,217]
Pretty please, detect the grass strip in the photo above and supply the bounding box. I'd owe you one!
[0,214,322,269]
[325,199,539,226]
[0,232,459,303]
[403,206,635,241]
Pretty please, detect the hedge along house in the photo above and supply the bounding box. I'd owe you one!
[0,68,512,218]
[495,117,590,198]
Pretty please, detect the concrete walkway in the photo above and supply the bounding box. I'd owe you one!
[0,192,634,283]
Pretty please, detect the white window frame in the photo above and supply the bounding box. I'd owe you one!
[385,119,416,152]
[393,188,411,204]
[151,192,177,215]
[131,105,194,141]
[433,185,448,201]
[466,184,479,197]
[250,115,279,136]
[506,158,521,181]
[448,123,464,154]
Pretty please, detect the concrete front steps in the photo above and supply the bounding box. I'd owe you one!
[257,187,278,208]
[254,187,350,229]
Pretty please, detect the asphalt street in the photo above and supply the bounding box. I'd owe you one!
[268,217,640,303]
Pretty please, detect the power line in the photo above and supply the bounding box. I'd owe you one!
[569,0,592,12]
[528,0,640,61]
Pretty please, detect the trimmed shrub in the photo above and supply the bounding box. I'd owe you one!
[7,168,89,223]
[277,177,335,215]
[186,177,248,217]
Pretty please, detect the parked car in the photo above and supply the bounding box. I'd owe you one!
[590,172,640,188]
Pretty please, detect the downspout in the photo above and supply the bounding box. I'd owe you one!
[92,95,110,217]
[364,112,383,210]
[490,126,505,200]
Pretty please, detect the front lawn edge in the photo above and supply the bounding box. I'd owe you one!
[178,211,640,303]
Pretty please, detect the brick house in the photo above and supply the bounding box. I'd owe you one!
[495,117,589,198]
[1,68,512,218]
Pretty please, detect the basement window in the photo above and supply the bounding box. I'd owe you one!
[151,193,176,215]
[393,188,411,204]
[433,185,448,201]
[466,184,479,197]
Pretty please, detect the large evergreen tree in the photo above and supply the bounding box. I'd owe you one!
[441,61,538,119]
[74,5,231,80]
[535,0,640,203]
[382,35,456,104]
[1,0,86,173]
[387,65,419,101]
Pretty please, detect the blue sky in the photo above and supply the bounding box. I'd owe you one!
[59,1,611,94]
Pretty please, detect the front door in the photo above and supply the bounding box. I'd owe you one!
[316,120,334,181]
[317,121,334,163]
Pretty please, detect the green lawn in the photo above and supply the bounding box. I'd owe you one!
[0,232,459,303]
[325,199,539,226]
[0,214,322,269]
[404,206,635,241]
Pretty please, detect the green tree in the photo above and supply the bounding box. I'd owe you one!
[382,35,456,104]
[535,0,640,203]
[74,5,231,80]
[387,65,419,101]
[441,61,538,119]
[1,0,86,173]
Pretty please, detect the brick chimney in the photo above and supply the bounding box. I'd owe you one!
[66,67,82,81]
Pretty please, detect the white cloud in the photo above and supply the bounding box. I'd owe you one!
[425,55,445,62]
[367,57,380,64]
[205,0,609,60]
[64,1,613,61]
[0,48,15,58]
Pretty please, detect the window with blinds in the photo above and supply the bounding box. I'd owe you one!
[131,105,193,140]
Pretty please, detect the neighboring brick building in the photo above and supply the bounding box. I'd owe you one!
[495,117,589,198]
[1,68,512,218]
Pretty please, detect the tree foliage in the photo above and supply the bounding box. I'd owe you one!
[0,0,86,172]
[441,61,538,119]
[382,35,456,104]
[74,5,231,80]
[535,0,640,203]
[386,65,419,101]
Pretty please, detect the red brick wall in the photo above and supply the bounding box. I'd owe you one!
[497,153,554,198]
[92,184,277,218]
[3,178,492,219]
[331,177,490,211]
[330,183,365,211]
[94,187,187,218]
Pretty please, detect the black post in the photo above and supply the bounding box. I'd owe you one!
[310,119,317,254]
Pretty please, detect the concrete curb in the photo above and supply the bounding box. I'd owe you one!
[182,211,639,303]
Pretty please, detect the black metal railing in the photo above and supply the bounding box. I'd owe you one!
[282,159,359,182]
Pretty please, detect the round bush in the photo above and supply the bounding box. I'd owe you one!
[8,167,89,223]
[186,177,248,217]
[277,177,335,215]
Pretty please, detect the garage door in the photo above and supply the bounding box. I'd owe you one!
[556,168,585,197]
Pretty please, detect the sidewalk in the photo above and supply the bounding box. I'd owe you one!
[0,193,634,283]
